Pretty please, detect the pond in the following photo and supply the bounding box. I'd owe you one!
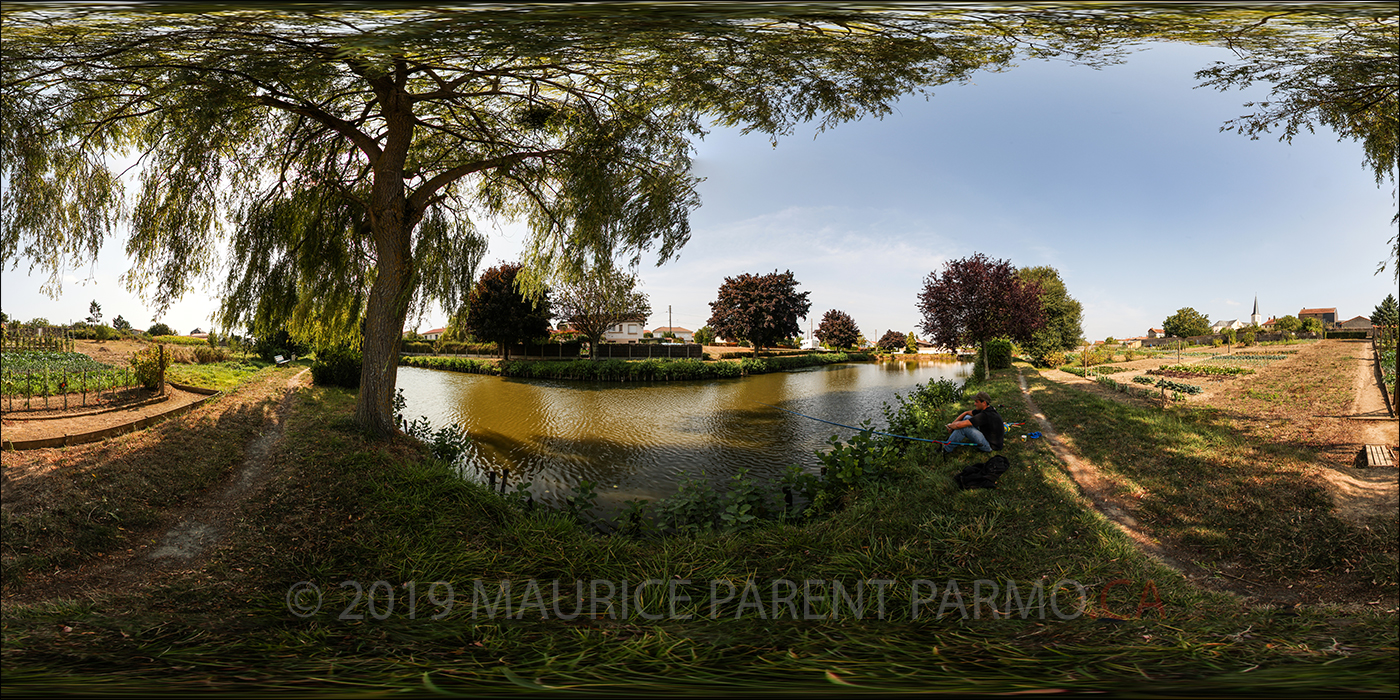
[395,357,973,509]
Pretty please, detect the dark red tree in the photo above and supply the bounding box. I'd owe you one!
[815,309,861,350]
[708,270,811,351]
[875,330,907,352]
[463,263,553,361]
[916,253,1042,372]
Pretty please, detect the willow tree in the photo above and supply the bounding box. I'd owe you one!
[0,5,1007,434]
[4,3,1394,434]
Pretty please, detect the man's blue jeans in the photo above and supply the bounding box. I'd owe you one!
[944,426,992,453]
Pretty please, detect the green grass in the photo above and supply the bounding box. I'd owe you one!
[1020,369,1396,587]
[165,359,279,392]
[3,367,1396,694]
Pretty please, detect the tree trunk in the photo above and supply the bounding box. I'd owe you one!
[354,79,418,437]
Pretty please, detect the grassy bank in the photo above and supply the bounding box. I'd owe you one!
[3,366,1395,695]
[402,351,872,381]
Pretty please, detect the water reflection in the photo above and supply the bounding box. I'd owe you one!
[395,357,972,507]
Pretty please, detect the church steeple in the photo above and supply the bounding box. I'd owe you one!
[1250,295,1262,327]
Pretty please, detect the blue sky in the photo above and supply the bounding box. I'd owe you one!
[3,38,1395,343]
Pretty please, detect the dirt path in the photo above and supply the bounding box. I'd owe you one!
[5,369,309,602]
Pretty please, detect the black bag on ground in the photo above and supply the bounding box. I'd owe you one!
[954,455,1010,490]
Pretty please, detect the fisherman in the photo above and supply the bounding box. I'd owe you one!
[943,391,1004,455]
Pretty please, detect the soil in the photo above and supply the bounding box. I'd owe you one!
[1,386,210,447]
[1,368,309,602]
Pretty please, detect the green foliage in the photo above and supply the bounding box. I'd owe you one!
[146,323,174,337]
[129,345,169,390]
[918,253,1043,353]
[1035,350,1067,369]
[1273,315,1302,333]
[881,378,964,444]
[254,328,306,363]
[1372,294,1399,328]
[1162,307,1211,338]
[905,331,919,355]
[1301,317,1325,334]
[311,346,363,389]
[984,338,1013,370]
[1240,328,1257,346]
[693,325,717,345]
[1019,266,1084,366]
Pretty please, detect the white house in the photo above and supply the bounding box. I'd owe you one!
[603,318,647,344]
[649,326,694,343]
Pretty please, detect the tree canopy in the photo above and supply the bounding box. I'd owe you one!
[3,2,1393,433]
[553,263,651,360]
[876,330,907,353]
[916,253,1043,361]
[1373,294,1399,327]
[1017,266,1082,365]
[462,263,552,361]
[814,309,861,350]
[1162,307,1212,338]
[708,270,811,351]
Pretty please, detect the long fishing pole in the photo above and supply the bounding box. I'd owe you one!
[752,401,979,446]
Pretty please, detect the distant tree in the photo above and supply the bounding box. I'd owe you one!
[814,309,860,350]
[86,300,102,325]
[875,330,906,352]
[1018,266,1082,365]
[905,331,919,355]
[554,264,650,360]
[707,270,811,352]
[148,322,175,337]
[1373,294,1399,328]
[1301,317,1325,334]
[1105,336,1116,345]
[462,263,553,361]
[1222,327,1237,346]
[112,315,131,332]
[1162,308,1211,338]
[917,253,1043,379]
[1273,315,1302,333]
[693,326,717,346]
[856,333,869,349]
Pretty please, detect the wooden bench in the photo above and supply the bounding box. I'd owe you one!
[274,354,294,366]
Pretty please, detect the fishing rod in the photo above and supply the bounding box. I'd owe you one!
[752,401,979,446]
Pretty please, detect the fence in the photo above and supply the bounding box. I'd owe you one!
[1,326,76,353]
[590,343,704,359]
[2,365,143,412]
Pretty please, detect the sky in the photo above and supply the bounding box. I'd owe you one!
[2,36,1395,343]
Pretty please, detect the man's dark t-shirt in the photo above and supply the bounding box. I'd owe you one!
[968,407,1004,450]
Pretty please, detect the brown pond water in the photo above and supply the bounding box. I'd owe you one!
[395,357,972,508]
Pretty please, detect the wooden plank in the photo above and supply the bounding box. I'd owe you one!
[1365,444,1395,468]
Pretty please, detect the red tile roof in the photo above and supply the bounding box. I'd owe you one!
[1298,307,1336,315]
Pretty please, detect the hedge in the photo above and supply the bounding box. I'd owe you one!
[401,352,871,382]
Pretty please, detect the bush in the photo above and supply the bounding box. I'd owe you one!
[311,346,362,388]
[193,346,231,364]
[984,338,1013,370]
[1034,350,1066,368]
[147,322,175,337]
[129,344,169,389]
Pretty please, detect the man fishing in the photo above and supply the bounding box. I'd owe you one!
[943,391,1004,455]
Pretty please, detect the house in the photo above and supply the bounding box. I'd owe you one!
[603,318,647,344]
[1339,315,1372,330]
[1210,319,1245,332]
[421,327,446,341]
[1299,307,1338,327]
[1146,328,1165,338]
[649,326,694,343]
[1261,316,1278,329]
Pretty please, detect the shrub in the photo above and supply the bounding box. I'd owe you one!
[193,345,231,364]
[1035,350,1066,368]
[311,346,362,388]
[147,322,175,337]
[129,344,169,389]
[984,338,1013,370]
